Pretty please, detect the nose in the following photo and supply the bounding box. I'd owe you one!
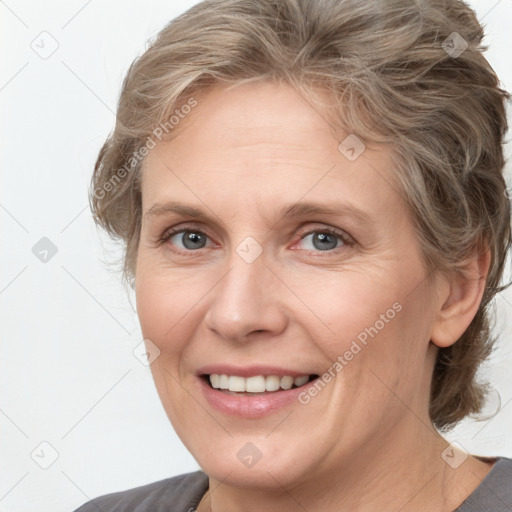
[204,247,288,343]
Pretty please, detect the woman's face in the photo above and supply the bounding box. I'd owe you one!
[135,81,441,489]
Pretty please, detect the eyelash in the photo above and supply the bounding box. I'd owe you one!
[158,224,354,256]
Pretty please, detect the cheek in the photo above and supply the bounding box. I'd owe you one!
[135,256,209,333]
[135,264,200,361]
[134,267,203,429]
[297,266,432,386]
[343,290,434,409]
[290,269,403,349]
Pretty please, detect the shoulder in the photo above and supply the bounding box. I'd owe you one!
[72,470,209,512]
[457,457,512,511]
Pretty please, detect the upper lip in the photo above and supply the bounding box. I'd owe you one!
[196,364,317,378]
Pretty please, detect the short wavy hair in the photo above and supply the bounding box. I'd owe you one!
[90,0,511,430]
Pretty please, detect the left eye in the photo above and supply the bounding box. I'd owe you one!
[298,230,345,251]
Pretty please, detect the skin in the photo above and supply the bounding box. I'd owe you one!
[135,80,493,511]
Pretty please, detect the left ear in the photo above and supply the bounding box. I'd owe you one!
[430,247,491,348]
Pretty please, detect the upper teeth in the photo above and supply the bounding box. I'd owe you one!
[209,374,310,392]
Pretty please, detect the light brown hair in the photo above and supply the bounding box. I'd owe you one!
[90,0,511,430]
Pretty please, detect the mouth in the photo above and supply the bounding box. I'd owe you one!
[197,367,323,416]
[201,373,319,395]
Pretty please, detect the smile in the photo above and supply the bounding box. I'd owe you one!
[206,374,318,394]
[198,371,321,417]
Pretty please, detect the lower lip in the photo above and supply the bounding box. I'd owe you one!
[198,376,317,417]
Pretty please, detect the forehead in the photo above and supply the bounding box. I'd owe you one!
[141,81,407,227]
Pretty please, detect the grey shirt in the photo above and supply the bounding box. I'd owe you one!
[73,458,512,512]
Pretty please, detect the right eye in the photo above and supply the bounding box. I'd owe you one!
[161,228,213,251]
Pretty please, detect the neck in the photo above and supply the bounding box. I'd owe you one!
[197,418,493,512]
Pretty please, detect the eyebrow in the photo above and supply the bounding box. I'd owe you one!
[144,200,373,227]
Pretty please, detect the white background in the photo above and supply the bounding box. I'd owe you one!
[1,1,512,511]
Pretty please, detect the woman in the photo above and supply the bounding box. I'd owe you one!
[75,0,512,510]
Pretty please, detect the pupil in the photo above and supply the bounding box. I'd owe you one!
[313,233,337,250]
[183,232,206,249]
